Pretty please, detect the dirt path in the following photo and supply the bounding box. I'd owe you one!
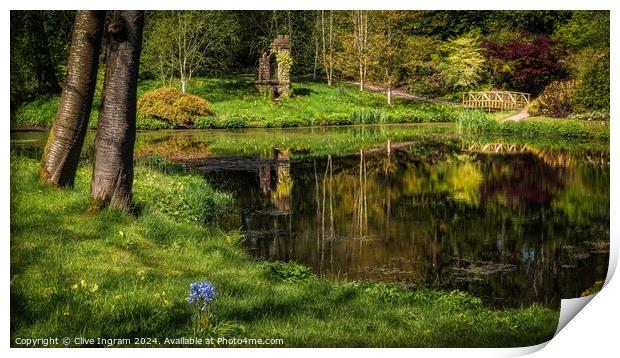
[342,80,461,106]
[503,109,530,121]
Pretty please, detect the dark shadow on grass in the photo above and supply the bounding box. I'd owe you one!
[291,87,315,97]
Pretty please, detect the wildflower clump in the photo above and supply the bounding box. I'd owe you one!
[187,281,217,336]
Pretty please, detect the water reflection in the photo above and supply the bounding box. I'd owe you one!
[204,146,609,308]
[10,128,609,307]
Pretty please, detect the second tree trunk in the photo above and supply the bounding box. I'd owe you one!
[91,11,144,210]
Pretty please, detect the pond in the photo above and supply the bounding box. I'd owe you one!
[11,124,610,307]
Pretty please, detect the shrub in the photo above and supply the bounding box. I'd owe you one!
[194,116,217,129]
[134,166,233,224]
[527,80,578,118]
[569,110,609,121]
[137,88,210,127]
[266,261,315,282]
[482,33,568,94]
[136,114,173,129]
[436,290,483,311]
[455,110,499,133]
[215,113,249,128]
[573,48,609,112]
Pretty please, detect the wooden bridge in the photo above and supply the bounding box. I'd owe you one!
[462,91,531,111]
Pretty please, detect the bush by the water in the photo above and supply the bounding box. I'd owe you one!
[137,88,211,127]
[574,48,610,112]
[527,80,577,118]
[455,110,499,133]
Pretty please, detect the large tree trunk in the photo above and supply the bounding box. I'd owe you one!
[39,10,105,187]
[90,11,144,210]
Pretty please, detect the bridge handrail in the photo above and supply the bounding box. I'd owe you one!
[462,90,531,110]
[464,90,531,96]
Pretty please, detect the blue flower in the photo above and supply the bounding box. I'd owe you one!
[187,281,216,312]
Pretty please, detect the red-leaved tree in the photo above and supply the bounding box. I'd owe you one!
[482,32,568,94]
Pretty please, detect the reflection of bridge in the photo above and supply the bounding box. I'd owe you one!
[462,91,530,111]
[462,141,609,167]
[462,142,530,153]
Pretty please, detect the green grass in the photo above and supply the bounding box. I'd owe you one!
[456,110,501,134]
[502,117,609,139]
[455,111,609,139]
[10,155,559,347]
[13,76,464,129]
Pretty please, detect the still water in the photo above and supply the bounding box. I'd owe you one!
[11,126,610,307]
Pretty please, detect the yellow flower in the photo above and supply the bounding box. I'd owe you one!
[71,283,79,290]
[114,295,124,300]
[63,310,70,316]
[90,283,99,293]
[80,278,87,288]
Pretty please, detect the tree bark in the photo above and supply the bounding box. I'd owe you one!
[90,10,144,210]
[39,10,105,187]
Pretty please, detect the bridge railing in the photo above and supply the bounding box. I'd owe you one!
[462,91,531,111]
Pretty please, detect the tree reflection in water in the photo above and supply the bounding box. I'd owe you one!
[203,143,608,308]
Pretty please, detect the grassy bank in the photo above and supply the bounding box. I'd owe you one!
[10,155,558,347]
[456,111,609,139]
[13,76,464,129]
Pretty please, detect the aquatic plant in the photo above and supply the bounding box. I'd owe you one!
[455,110,500,133]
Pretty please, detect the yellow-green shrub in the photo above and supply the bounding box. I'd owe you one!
[137,88,210,127]
[527,80,577,118]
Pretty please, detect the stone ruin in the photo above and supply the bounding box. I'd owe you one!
[256,35,290,98]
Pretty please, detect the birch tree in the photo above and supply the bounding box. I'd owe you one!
[141,11,240,93]
[320,10,335,86]
[352,10,369,91]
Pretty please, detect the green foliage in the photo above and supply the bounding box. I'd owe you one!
[136,114,174,129]
[137,88,211,127]
[402,36,444,96]
[456,110,500,133]
[13,95,60,127]
[528,80,578,118]
[438,33,486,90]
[214,113,250,128]
[274,49,292,84]
[141,10,241,87]
[501,118,607,139]
[133,165,233,224]
[349,108,388,124]
[266,261,315,282]
[553,11,609,50]
[436,290,484,312]
[573,48,609,112]
[362,282,408,302]
[569,110,609,121]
